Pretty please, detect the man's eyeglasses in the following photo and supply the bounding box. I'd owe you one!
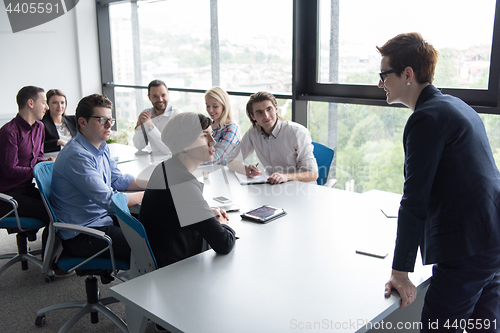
[90,116,115,126]
[379,69,398,82]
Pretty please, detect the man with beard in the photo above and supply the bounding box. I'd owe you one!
[133,79,182,154]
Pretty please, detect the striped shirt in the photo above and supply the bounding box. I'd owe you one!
[204,122,241,165]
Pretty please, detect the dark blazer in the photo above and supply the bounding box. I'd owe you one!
[139,155,236,268]
[393,85,500,271]
[42,113,78,153]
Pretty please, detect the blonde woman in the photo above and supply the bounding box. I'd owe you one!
[204,87,240,165]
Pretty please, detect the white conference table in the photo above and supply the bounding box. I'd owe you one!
[110,144,432,333]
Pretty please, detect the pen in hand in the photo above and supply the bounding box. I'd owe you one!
[250,163,259,174]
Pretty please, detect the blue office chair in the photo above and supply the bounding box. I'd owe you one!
[33,161,129,333]
[0,193,46,277]
[112,192,158,332]
[111,193,157,277]
[312,141,335,186]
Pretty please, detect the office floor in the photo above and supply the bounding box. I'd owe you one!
[0,229,159,333]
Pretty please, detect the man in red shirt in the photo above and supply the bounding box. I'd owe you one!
[0,86,54,245]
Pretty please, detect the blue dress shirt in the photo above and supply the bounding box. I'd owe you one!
[51,132,134,240]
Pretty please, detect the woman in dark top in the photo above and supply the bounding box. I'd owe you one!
[42,89,77,153]
[139,112,236,268]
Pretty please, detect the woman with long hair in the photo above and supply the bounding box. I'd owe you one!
[204,87,240,165]
[42,89,77,153]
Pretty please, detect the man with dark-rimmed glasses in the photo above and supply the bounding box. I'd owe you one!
[51,94,144,267]
[379,68,398,82]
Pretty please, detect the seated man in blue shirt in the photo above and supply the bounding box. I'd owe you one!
[51,94,144,262]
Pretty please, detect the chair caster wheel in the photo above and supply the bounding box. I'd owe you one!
[35,315,46,327]
[44,275,54,283]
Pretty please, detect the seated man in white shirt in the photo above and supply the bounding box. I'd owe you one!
[133,79,182,154]
[228,91,318,184]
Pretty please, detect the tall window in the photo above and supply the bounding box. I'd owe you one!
[318,0,495,88]
[108,0,293,140]
[101,0,500,194]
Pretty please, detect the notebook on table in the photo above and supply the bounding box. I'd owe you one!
[235,171,270,185]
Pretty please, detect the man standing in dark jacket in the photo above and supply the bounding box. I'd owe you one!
[378,33,500,332]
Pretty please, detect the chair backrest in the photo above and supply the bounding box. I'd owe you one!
[33,161,60,275]
[33,161,57,222]
[34,161,130,275]
[312,142,334,186]
[111,193,157,277]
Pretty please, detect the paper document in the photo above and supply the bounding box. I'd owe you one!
[360,189,401,219]
[112,155,137,164]
[380,200,400,218]
[380,208,398,218]
[235,171,270,185]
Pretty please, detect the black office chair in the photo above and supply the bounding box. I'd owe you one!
[0,193,46,277]
[33,161,129,333]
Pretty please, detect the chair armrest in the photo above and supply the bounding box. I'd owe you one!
[0,193,15,203]
[0,192,23,231]
[53,222,106,239]
[0,193,17,212]
[52,222,120,275]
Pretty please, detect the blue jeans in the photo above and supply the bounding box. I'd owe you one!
[421,246,500,332]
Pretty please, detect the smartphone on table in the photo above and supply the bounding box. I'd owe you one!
[213,196,231,204]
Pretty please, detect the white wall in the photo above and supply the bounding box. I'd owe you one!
[0,1,102,125]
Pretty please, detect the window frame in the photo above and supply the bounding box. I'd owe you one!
[97,0,500,125]
[293,0,500,115]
